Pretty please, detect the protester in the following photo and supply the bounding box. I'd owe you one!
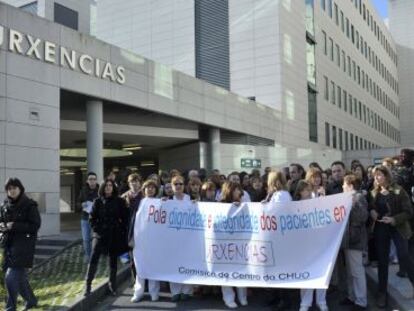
[341,174,369,310]
[227,172,251,202]
[78,172,99,263]
[369,165,414,308]
[266,170,292,204]
[162,182,174,198]
[201,181,217,202]
[131,179,161,303]
[247,175,267,202]
[326,161,346,195]
[305,167,325,197]
[265,170,293,310]
[219,181,248,308]
[168,175,193,301]
[0,178,41,311]
[288,164,304,196]
[84,179,129,296]
[187,177,202,201]
[121,173,143,281]
[294,180,328,311]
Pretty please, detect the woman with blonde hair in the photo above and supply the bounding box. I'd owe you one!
[266,170,292,203]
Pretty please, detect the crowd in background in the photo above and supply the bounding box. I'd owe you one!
[78,148,414,310]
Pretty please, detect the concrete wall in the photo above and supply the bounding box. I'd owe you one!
[0,7,61,235]
[96,0,195,76]
[158,142,201,172]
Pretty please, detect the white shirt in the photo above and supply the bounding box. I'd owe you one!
[173,193,191,201]
[270,190,292,203]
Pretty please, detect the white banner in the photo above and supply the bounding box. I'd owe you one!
[134,193,352,288]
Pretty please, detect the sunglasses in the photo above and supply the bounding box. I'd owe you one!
[174,183,184,186]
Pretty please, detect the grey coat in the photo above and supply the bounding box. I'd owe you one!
[342,192,369,251]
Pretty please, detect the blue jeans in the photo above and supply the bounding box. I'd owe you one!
[81,219,92,261]
[5,268,37,311]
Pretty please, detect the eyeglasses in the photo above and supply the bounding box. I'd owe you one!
[88,178,97,181]
[174,183,183,186]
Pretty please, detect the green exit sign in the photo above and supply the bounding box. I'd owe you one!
[241,158,261,168]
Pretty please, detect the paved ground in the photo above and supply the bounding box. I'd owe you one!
[91,279,398,311]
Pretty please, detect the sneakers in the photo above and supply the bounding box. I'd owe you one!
[130,293,143,303]
[318,305,329,311]
[83,284,91,297]
[239,298,248,306]
[224,300,238,309]
[299,307,309,311]
[376,293,387,309]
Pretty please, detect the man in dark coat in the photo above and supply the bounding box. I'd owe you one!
[0,177,41,311]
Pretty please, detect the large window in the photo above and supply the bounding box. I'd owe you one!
[328,0,333,18]
[325,122,330,146]
[307,41,316,85]
[339,128,343,150]
[332,126,337,149]
[331,81,336,105]
[54,3,78,30]
[324,76,329,100]
[305,0,315,36]
[308,89,318,142]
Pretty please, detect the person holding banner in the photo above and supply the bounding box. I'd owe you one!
[264,170,294,310]
[369,165,414,308]
[168,175,193,302]
[220,181,248,308]
[341,174,368,310]
[293,180,329,311]
[131,179,161,303]
[266,170,292,204]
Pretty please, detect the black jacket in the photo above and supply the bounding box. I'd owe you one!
[0,194,41,268]
[121,190,142,248]
[78,184,99,220]
[326,180,343,195]
[89,196,129,255]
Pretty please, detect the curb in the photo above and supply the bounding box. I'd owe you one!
[68,265,130,311]
[365,266,413,311]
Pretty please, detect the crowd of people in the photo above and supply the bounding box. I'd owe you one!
[75,148,414,310]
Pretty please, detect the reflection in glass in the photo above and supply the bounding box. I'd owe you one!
[306,42,316,85]
[305,0,314,36]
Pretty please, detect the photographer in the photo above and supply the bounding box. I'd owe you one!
[0,178,41,311]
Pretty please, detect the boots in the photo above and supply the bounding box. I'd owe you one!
[84,282,91,297]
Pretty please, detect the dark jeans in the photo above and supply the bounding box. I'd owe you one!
[375,223,414,293]
[85,239,118,291]
[5,267,37,311]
